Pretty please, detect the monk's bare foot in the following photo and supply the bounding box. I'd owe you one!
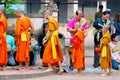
[100,73,107,77]
[108,71,113,75]
[74,73,83,77]
[43,68,53,72]
[15,67,22,71]
[1,67,6,71]
[57,70,64,75]
[20,68,30,72]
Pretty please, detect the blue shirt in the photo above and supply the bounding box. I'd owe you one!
[6,35,16,51]
[114,21,120,35]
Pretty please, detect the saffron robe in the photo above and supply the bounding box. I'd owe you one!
[100,33,112,69]
[15,16,31,62]
[72,30,85,69]
[0,16,8,65]
[42,18,63,65]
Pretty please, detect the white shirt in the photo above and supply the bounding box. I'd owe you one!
[110,42,120,60]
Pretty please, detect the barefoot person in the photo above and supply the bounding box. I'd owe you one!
[67,10,89,71]
[15,9,34,71]
[42,10,63,75]
[93,11,111,68]
[100,25,112,76]
[72,22,85,76]
[0,8,8,71]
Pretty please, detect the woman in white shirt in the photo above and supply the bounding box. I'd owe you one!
[110,33,120,70]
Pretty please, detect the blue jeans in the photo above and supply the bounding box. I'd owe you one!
[112,59,120,70]
[8,52,16,66]
[33,53,37,65]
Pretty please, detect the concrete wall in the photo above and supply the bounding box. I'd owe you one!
[8,18,44,31]
[84,7,96,20]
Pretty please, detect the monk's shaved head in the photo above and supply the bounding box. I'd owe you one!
[74,22,80,29]
[0,7,5,13]
[16,9,24,14]
[102,25,109,32]
[44,10,53,19]
[0,7,5,16]
[44,10,53,16]
[16,9,24,17]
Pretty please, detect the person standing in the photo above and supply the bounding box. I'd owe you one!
[0,8,8,71]
[42,10,63,75]
[94,5,103,20]
[100,25,112,77]
[67,10,89,71]
[93,11,111,68]
[72,22,85,76]
[38,23,48,59]
[15,9,34,71]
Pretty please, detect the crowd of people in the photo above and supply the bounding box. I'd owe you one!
[0,4,120,77]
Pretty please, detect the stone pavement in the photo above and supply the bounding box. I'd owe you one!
[14,57,120,80]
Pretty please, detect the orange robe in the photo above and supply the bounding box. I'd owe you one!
[100,32,112,69]
[42,18,63,65]
[15,16,31,62]
[72,30,85,69]
[0,16,8,65]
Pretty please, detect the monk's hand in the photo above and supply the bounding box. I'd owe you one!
[42,39,47,45]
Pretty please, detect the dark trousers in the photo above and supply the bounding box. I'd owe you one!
[69,56,73,70]
[93,44,100,68]
[40,47,44,59]
[29,51,34,66]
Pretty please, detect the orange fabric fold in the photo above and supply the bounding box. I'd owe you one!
[42,18,63,65]
[72,30,85,69]
[15,16,31,62]
[0,16,8,65]
[100,32,112,69]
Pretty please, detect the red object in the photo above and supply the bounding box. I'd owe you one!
[95,47,101,55]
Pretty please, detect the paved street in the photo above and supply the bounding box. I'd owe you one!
[16,57,120,80]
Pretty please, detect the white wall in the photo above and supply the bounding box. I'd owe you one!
[8,18,44,31]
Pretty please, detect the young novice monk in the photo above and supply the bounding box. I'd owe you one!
[72,22,85,76]
[100,25,112,77]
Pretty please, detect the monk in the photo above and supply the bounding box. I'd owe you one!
[42,10,63,75]
[15,9,34,71]
[67,10,89,71]
[72,22,85,76]
[0,8,8,71]
[100,25,112,77]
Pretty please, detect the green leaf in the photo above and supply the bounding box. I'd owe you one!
[38,8,45,15]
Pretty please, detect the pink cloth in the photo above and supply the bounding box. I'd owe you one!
[67,17,78,42]
[67,17,77,30]
[67,17,89,42]
[81,22,89,30]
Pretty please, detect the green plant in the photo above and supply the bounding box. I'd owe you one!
[69,13,75,19]
[38,8,45,15]
[1,0,23,16]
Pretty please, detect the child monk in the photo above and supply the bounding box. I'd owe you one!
[72,22,85,76]
[100,25,112,77]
